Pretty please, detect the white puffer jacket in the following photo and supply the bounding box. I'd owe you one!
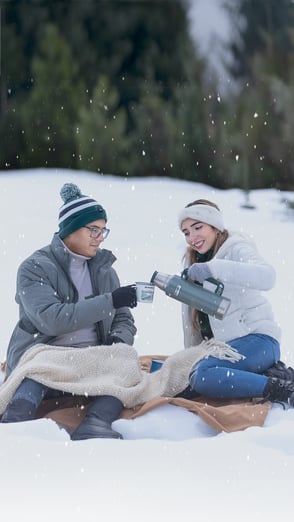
[182,231,281,348]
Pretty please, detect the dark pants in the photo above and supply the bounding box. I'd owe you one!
[3,378,122,423]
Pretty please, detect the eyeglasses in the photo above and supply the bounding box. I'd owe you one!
[83,225,110,239]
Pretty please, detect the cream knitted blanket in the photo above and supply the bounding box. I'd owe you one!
[0,340,242,413]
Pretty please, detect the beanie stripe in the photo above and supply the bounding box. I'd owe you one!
[59,198,100,224]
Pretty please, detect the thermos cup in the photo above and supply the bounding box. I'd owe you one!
[135,282,155,303]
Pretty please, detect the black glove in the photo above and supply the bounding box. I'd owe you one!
[112,285,137,309]
[105,335,124,345]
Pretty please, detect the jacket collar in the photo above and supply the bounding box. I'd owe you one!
[50,233,116,269]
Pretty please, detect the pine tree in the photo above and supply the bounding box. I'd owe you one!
[20,24,84,168]
[77,75,129,175]
[225,0,294,81]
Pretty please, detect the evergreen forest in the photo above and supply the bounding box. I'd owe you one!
[1,0,294,190]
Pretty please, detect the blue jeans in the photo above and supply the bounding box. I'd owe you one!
[189,334,280,399]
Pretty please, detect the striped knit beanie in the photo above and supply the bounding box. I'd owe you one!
[58,183,107,239]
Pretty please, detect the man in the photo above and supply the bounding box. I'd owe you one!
[1,183,137,440]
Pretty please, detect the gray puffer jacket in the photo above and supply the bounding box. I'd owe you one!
[6,233,137,375]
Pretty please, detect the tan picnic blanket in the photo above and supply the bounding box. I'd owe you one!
[0,342,271,433]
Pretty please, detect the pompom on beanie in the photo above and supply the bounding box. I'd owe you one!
[58,183,107,239]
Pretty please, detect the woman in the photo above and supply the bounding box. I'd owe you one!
[178,198,294,405]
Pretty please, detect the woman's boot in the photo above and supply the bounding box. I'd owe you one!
[263,377,294,405]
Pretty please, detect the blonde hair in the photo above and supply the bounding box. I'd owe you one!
[183,199,229,331]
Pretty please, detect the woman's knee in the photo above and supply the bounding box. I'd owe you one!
[189,361,208,392]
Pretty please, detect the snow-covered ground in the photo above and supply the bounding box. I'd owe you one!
[1,168,294,521]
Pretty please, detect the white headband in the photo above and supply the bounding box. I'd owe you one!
[178,204,224,232]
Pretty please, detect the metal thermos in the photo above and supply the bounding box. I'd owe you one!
[150,271,231,320]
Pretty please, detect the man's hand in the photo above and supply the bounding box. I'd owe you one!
[112,285,137,309]
[105,335,124,345]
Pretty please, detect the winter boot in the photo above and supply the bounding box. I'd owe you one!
[1,399,37,423]
[263,360,294,381]
[71,395,123,441]
[263,377,294,406]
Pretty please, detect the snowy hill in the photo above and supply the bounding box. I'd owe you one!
[1,168,294,521]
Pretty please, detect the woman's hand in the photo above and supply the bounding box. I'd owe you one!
[187,262,212,283]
